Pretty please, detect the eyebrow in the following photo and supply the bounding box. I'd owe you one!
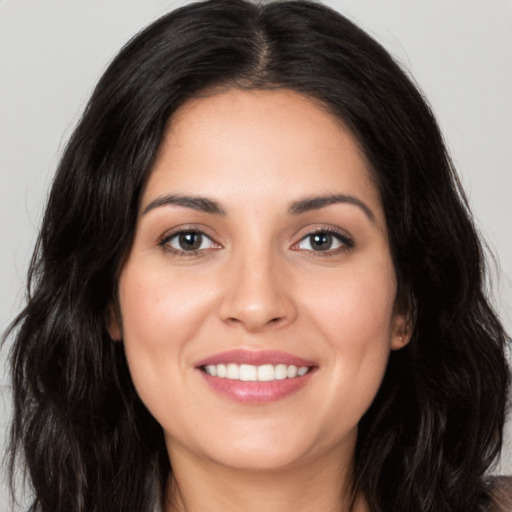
[288,194,375,222]
[142,192,375,222]
[142,194,226,215]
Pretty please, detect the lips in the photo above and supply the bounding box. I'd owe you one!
[195,349,316,404]
[195,349,315,368]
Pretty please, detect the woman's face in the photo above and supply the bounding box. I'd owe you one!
[111,89,409,472]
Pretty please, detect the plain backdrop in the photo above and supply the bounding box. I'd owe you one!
[1,0,511,509]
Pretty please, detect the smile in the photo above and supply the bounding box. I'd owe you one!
[202,363,310,381]
[195,350,316,403]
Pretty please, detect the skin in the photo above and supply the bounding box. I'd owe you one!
[110,89,410,512]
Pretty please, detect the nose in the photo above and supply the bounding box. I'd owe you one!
[218,248,297,332]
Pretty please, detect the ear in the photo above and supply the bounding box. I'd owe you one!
[390,291,415,351]
[107,302,122,341]
[391,322,411,351]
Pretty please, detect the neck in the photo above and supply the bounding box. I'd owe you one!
[163,441,367,512]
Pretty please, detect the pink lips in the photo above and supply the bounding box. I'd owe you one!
[195,349,316,404]
[195,349,315,368]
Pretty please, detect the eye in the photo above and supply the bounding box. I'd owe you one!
[295,230,353,253]
[160,230,218,254]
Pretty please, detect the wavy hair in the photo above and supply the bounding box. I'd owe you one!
[5,1,509,511]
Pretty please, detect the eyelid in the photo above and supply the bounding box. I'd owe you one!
[291,226,354,254]
[158,225,222,255]
[157,224,353,257]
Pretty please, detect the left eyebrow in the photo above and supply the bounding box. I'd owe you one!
[288,194,375,222]
[142,194,226,216]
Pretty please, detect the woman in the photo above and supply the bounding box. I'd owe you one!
[5,0,510,511]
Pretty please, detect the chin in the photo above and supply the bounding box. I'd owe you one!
[167,419,356,474]
[205,444,312,473]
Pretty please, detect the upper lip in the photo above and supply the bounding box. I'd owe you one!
[194,349,316,368]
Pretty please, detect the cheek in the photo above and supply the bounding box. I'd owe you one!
[119,263,213,343]
[304,262,397,347]
[300,263,397,414]
[116,263,216,402]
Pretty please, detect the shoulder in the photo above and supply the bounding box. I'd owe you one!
[488,476,512,512]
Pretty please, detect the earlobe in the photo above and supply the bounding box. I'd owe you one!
[391,312,413,351]
[391,289,415,351]
[391,330,410,351]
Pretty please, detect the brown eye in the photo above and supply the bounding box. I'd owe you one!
[163,230,217,253]
[296,231,353,253]
[178,232,203,251]
[309,233,334,251]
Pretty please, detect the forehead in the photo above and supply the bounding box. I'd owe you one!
[145,88,383,221]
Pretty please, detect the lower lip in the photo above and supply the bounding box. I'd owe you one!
[198,370,315,404]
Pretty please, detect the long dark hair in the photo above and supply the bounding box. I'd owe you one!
[5,1,509,511]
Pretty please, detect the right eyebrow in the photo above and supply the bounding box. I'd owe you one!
[288,193,376,223]
[142,194,226,216]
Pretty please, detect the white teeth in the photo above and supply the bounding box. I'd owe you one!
[257,364,275,382]
[239,364,257,381]
[287,365,298,378]
[226,363,239,379]
[205,364,217,377]
[275,364,288,380]
[203,363,311,381]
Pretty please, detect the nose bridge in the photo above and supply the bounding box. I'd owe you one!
[219,240,296,331]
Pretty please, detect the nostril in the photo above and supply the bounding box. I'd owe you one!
[218,281,297,331]
[223,314,287,331]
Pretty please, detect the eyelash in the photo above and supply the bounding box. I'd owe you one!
[158,227,354,257]
[292,227,354,256]
[158,227,219,257]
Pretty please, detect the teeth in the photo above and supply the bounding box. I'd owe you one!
[239,364,257,381]
[297,366,308,377]
[203,363,311,381]
[257,364,274,382]
[287,365,298,378]
[226,363,239,379]
[205,364,217,377]
[275,364,288,380]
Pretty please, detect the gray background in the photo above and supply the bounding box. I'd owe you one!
[1,0,511,509]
